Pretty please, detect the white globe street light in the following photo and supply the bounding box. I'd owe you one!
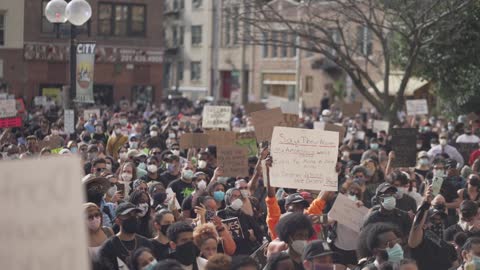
[66,0,92,26]
[44,0,68,23]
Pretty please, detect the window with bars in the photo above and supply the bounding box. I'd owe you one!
[191,61,201,81]
[233,7,239,44]
[177,61,184,81]
[98,3,146,37]
[281,32,288,58]
[262,32,268,58]
[271,32,278,57]
[356,25,372,56]
[0,13,4,46]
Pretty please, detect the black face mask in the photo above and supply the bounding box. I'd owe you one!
[430,222,444,238]
[122,216,139,234]
[160,224,170,236]
[173,241,199,266]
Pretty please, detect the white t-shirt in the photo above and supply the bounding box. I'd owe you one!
[182,257,208,270]
[456,134,480,144]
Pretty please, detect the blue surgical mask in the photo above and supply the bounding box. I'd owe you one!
[138,162,147,171]
[386,243,404,263]
[213,191,225,202]
[370,143,379,150]
[70,147,78,154]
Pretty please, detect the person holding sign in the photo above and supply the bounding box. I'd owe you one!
[217,188,263,255]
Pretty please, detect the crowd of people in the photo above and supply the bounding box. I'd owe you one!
[4,97,480,270]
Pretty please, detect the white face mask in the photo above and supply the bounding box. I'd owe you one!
[150,131,158,137]
[230,198,243,210]
[147,164,158,173]
[51,130,59,136]
[130,142,138,149]
[119,152,128,161]
[121,173,133,182]
[168,133,176,139]
[439,139,448,146]
[347,194,357,202]
[198,160,207,169]
[182,169,194,180]
[138,203,149,217]
[87,216,102,231]
[171,150,180,156]
[106,163,112,172]
[106,185,117,197]
[291,239,308,255]
[197,180,207,190]
[381,196,396,211]
[241,189,250,198]
[115,128,122,135]
[434,169,445,178]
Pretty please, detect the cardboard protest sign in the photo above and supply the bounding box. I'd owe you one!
[373,120,390,133]
[236,132,258,157]
[453,143,478,163]
[83,108,101,120]
[328,193,369,232]
[406,99,428,116]
[34,96,48,106]
[391,128,417,167]
[222,217,245,240]
[245,102,266,114]
[206,130,236,147]
[0,99,17,118]
[64,110,75,134]
[0,117,22,128]
[314,122,345,144]
[217,146,249,177]
[270,127,339,191]
[340,101,362,117]
[250,108,285,142]
[202,105,232,130]
[266,95,289,109]
[0,157,89,270]
[179,133,209,149]
[283,114,299,128]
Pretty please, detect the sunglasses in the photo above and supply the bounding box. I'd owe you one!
[96,168,106,173]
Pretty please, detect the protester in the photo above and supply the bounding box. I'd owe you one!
[130,248,157,270]
[167,221,207,270]
[84,203,114,257]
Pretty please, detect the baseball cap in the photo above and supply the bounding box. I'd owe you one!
[417,151,429,159]
[285,193,309,208]
[428,208,447,219]
[87,144,99,153]
[115,202,142,219]
[127,149,146,159]
[302,240,335,261]
[445,159,457,169]
[376,183,398,196]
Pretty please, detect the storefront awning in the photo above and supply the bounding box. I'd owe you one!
[368,71,429,97]
[171,86,208,92]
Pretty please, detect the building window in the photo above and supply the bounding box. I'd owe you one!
[305,41,314,57]
[172,26,178,45]
[271,32,278,58]
[193,0,202,8]
[132,86,154,105]
[305,76,313,93]
[233,7,239,44]
[225,13,231,45]
[179,26,184,45]
[191,25,202,45]
[356,26,372,56]
[281,32,288,58]
[180,0,185,9]
[177,61,184,81]
[262,32,268,58]
[0,13,4,46]
[98,3,146,37]
[328,28,340,56]
[291,35,297,57]
[191,61,201,81]
[173,0,179,10]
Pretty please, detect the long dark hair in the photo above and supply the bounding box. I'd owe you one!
[130,247,153,270]
[129,190,152,238]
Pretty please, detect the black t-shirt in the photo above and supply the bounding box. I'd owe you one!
[159,171,180,188]
[363,209,412,237]
[396,194,417,213]
[217,208,262,255]
[97,235,153,269]
[141,172,161,183]
[411,230,457,270]
[150,239,170,261]
[415,168,429,179]
[167,179,195,206]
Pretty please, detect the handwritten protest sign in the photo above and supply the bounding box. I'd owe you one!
[406,99,428,116]
[0,157,89,270]
[222,217,245,240]
[236,132,258,157]
[202,105,232,130]
[0,99,17,118]
[391,128,417,167]
[179,133,209,149]
[34,96,48,106]
[166,188,181,210]
[328,193,369,232]
[64,110,75,134]
[245,102,266,114]
[0,117,22,128]
[206,130,236,147]
[217,146,249,177]
[250,108,285,142]
[373,120,390,133]
[270,127,339,191]
[314,122,345,144]
[83,108,101,120]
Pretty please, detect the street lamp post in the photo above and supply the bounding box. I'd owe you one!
[44,0,92,110]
